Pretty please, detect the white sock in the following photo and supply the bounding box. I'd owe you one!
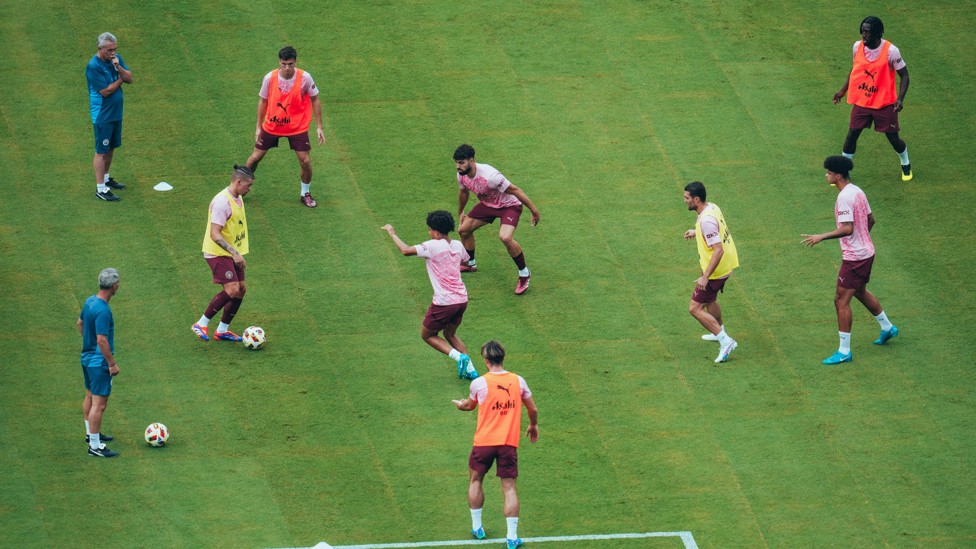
[518,267,530,277]
[301,182,310,195]
[839,332,851,354]
[842,152,854,160]
[468,259,477,267]
[197,315,210,327]
[217,322,230,333]
[97,184,109,193]
[506,517,519,540]
[875,311,893,331]
[104,173,110,183]
[470,508,483,531]
[717,329,732,347]
[89,433,101,450]
[449,349,461,361]
[897,148,910,166]
[85,420,91,435]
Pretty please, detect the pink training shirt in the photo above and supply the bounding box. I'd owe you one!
[415,238,469,305]
[852,40,906,71]
[458,163,522,209]
[698,205,722,247]
[835,183,875,261]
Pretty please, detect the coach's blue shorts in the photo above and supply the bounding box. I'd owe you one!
[93,121,122,154]
[82,358,113,396]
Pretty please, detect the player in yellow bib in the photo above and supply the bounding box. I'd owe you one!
[192,165,254,342]
[683,181,739,363]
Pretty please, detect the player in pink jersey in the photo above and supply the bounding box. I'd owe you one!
[453,144,541,295]
[802,156,899,365]
[382,211,479,380]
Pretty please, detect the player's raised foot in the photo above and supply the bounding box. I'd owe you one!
[457,354,472,379]
[715,339,737,363]
[96,189,120,202]
[460,262,477,273]
[515,275,530,295]
[88,445,119,458]
[191,323,209,342]
[506,539,523,549]
[822,351,852,365]
[214,331,243,342]
[464,363,480,380]
[105,177,126,190]
[701,333,720,342]
[873,325,899,345]
[901,164,913,181]
[300,193,318,208]
[85,434,113,444]
[472,527,486,540]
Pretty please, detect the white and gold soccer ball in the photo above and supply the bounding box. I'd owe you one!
[145,423,169,447]
[242,326,266,350]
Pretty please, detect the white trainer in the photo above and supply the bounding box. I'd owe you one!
[715,339,737,363]
[701,333,720,342]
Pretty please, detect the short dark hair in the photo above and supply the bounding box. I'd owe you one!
[279,46,297,61]
[481,340,506,366]
[233,164,255,181]
[453,144,475,161]
[426,210,455,234]
[823,156,854,179]
[861,16,884,35]
[684,181,706,202]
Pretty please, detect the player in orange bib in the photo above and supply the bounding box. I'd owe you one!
[453,341,539,549]
[832,16,912,181]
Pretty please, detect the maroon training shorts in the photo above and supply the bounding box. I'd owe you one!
[850,104,900,133]
[469,445,519,478]
[467,203,523,228]
[423,301,467,331]
[838,255,874,290]
[206,256,245,284]
[691,275,728,304]
[256,128,311,151]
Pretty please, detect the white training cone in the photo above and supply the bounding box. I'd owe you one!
[154,182,173,191]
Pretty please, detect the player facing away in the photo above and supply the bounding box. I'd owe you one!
[802,156,898,365]
[382,211,479,380]
[833,16,912,181]
[683,182,740,363]
[453,144,541,295]
[192,165,255,343]
[452,340,539,549]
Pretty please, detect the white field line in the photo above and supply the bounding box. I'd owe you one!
[274,530,699,549]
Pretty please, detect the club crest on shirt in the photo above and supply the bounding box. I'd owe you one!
[225,270,234,280]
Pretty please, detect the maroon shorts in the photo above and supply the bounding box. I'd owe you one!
[838,255,874,289]
[850,104,900,133]
[256,128,311,152]
[467,203,523,228]
[691,275,728,304]
[206,256,245,284]
[423,301,467,331]
[469,445,519,478]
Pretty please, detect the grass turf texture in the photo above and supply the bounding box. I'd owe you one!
[1,1,975,547]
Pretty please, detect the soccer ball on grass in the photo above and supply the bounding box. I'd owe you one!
[145,423,169,447]
[242,326,266,350]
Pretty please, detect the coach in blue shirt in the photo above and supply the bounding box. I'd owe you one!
[78,268,122,457]
[86,32,132,202]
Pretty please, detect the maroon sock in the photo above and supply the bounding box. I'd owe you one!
[512,252,527,271]
[220,298,244,325]
[204,291,231,319]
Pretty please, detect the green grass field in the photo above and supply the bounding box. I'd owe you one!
[2,1,975,547]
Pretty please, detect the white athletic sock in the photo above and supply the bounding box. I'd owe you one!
[197,315,210,327]
[839,332,851,354]
[875,311,893,331]
[717,329,732,347]
[470,508,483,531]
[468,259,477,267]
[506,517,519,540]
[217,322,230,333]
[97,184,109,193]
[301,182,310,195]
[841,152,854,159]
[104,173,110,183]
[449,349,461,361]
[89,433,101,450]
[85,420,91,435]
[518,267,530,277]
[897,148,910,165]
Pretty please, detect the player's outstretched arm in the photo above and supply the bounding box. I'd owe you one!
[381,225,417,256]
